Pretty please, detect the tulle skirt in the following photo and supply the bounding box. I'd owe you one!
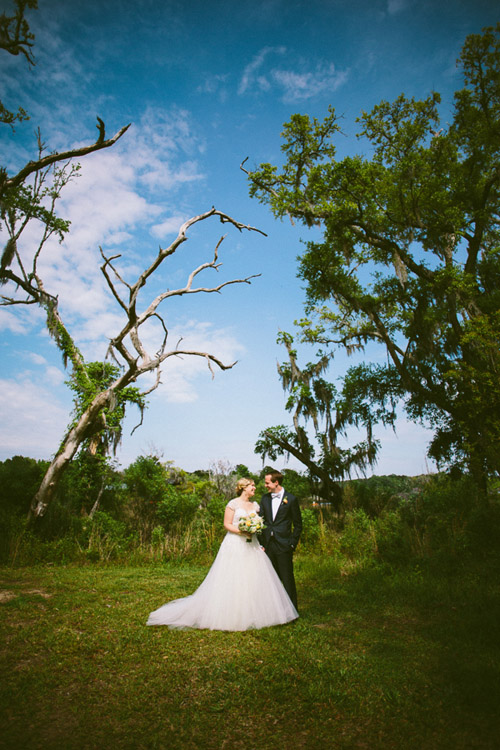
[146,532,298,631]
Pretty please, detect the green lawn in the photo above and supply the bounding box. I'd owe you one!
[1,555,499,749]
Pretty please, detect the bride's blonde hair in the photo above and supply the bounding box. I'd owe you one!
[236,477,255,496]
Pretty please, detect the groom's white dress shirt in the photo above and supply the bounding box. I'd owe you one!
[271,490,284,520]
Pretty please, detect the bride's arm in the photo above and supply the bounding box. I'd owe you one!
[223,505,242,535]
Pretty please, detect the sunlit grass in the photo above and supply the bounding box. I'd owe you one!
[1,554,499,749]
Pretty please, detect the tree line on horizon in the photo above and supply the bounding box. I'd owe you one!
[5,450,494,568]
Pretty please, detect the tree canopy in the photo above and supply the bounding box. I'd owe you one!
[245,24,500,490]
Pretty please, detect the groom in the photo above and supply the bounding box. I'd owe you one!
[259,469,302,610]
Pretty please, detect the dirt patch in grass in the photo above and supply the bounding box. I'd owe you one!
[0,590,17,603]
[0,586,53,603]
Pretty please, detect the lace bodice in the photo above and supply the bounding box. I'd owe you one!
[227,499,260,525]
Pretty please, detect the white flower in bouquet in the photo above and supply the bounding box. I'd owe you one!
[238,512,265,542]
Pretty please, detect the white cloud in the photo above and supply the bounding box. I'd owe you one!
[1,16,103,157]
[238,49,348,102]
[124,106,206,191]
[0,319,244,461]
[341,417,436,479]
[151,215,189,240]
[272,63,348,102]
[371,420,436,477]
[45,365,66,386]
[0,309,30,335]
[0,377,69,459]
[25,353,66,386]
[197,74,229,102]
[29,353,47,366]
[238,46,286,95]
[387,0,410,14]
[69,310,126,359]
[150,320,245,404]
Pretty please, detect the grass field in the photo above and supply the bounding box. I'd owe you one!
[1,553,499,749]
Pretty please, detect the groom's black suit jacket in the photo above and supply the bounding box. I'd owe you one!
[258,490,302,553]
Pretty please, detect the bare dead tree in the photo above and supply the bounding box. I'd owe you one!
[0,103,261,525]
[1,1,265,521]
[100,208,263,380]
[3,207,263,521]
[208,459,236,500]
[0,117,130,208]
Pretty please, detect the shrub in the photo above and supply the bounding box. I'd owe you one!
[300,507,320,545]
[156,486,199,532]
[204,494,227,524]
[339,509,378,561]
[398,475,476,560]
[373,510,413,565]
[80,511,133,562]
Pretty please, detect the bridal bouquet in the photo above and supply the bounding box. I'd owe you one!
[238,512,265,543]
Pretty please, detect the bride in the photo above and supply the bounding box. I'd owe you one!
[146,478,299,630]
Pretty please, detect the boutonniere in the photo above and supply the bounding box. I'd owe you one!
[283,498,288,504]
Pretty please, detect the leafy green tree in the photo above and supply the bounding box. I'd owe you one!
[155,486,199,533]
[0,455,48,516]
[122,455,202,540]
[280,468,310,501]
[57,452,122,518]
[245,25,500,491]
[122,455,168,542]
[233,464,252,479]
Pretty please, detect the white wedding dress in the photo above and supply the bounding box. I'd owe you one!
[146,500,298,631]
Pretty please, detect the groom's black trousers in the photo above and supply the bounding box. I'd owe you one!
[265,539,298,611]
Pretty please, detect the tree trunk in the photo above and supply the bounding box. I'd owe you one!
[467,447,490,504]
[89,479,105,518]
[265,431,343,510]
[28,391,112,522]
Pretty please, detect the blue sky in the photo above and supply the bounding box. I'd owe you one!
[0,0,498,477]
